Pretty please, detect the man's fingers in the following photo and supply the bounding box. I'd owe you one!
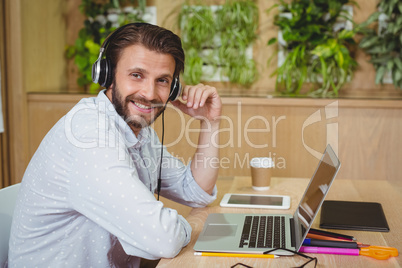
[182,84,215,109]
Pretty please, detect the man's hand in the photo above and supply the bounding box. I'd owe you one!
[171,83,222,123]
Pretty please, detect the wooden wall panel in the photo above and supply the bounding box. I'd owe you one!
[27,94,91,156]
[27,94,402,186]
[337,107,402,182]
[5,0,30,185]
[21,0,67,93]
[0,0,8,188]
[157,98,402,185]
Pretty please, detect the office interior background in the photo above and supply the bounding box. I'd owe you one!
[0,0,401,189]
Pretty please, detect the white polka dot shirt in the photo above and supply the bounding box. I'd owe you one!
[8,90,217,267]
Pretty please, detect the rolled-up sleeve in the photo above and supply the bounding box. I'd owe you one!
[143,128,218,207]
[160,157,217,207]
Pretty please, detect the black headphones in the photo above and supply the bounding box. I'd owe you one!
[91,22,183,101]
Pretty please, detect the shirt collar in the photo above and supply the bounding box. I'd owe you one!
[96,90,150,149]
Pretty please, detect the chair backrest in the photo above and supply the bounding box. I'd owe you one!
[0,183,21,267]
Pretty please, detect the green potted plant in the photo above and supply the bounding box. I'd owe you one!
[178,0,259,87]
[359,0,402,89]
[179,5,216,84]
[66,0,148,93]
[267,0,359,97]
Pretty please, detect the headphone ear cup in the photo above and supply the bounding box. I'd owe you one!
[168,78,182,101]
[91,58,101,84]
[98,59,108,87]
[103,58,113,88]
[98,58,113,88]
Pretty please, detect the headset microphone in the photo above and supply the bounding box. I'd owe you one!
[157,105,167,201]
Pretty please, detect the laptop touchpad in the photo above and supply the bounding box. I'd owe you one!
[204,224,237,236]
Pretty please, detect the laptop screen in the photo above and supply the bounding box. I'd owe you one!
[293,145,341,250]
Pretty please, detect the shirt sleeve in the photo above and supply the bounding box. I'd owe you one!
[160,155,218,207]
[149,128,217,207]
[67,125,192,260]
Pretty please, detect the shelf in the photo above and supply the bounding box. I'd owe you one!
[27,92,402,109]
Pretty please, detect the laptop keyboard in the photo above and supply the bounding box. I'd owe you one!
[239,216,286,248]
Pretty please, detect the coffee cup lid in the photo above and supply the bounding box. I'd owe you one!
[250,157,274,168]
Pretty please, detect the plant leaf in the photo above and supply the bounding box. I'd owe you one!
[394,57,402,71]
[359,12,381,28]
[267,37,277,45]
[266,3,279,14]
[393,70,402,84]
[338,29,354,40]
[375,65,386,84]
[387,60,394,71]
[359,36,380,49]
[75,55,88,71]
[370,54,393,64]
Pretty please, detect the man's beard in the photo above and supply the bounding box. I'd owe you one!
[111,83,166,132]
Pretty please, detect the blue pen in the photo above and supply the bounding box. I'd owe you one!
[303,238,359,249]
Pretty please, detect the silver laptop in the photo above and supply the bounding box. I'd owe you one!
[194,145,340,255]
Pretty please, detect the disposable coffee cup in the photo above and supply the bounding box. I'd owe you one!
[250,157,274,191]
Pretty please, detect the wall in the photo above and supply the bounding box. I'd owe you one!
[21,0,67,93]
[3,0,402,186]
[0,0,9,187]
[27,94,402,186]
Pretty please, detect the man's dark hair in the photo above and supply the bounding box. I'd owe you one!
[106,23,185,80]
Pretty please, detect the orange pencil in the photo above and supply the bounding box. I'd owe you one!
[307,233,350,241]
[306,233,370,248]
[307,233,356,242]
[306,234,369,247]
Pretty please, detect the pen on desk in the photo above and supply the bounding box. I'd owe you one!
[309,228,355,241]
[306,233,354,242]
[303,238,362,249]
[194,252,279,258]
[306,234,369,247]
[299,246,359,256]
[299,246,399,260]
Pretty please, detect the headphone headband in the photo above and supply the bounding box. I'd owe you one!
[100,22,146,54]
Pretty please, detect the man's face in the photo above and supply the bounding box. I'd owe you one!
[106,44,176,135]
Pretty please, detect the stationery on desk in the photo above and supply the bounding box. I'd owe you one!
[300,245,398,260]
[300,228,398,260]
[194,252,278,258]
[308,228,355,241]
[303,238,367,249]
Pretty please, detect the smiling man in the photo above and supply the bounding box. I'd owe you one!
[8,23,221,267]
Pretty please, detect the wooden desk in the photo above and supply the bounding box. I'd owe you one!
[157,177,401,268]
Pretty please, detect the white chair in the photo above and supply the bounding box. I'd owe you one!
[0,183,20,267]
